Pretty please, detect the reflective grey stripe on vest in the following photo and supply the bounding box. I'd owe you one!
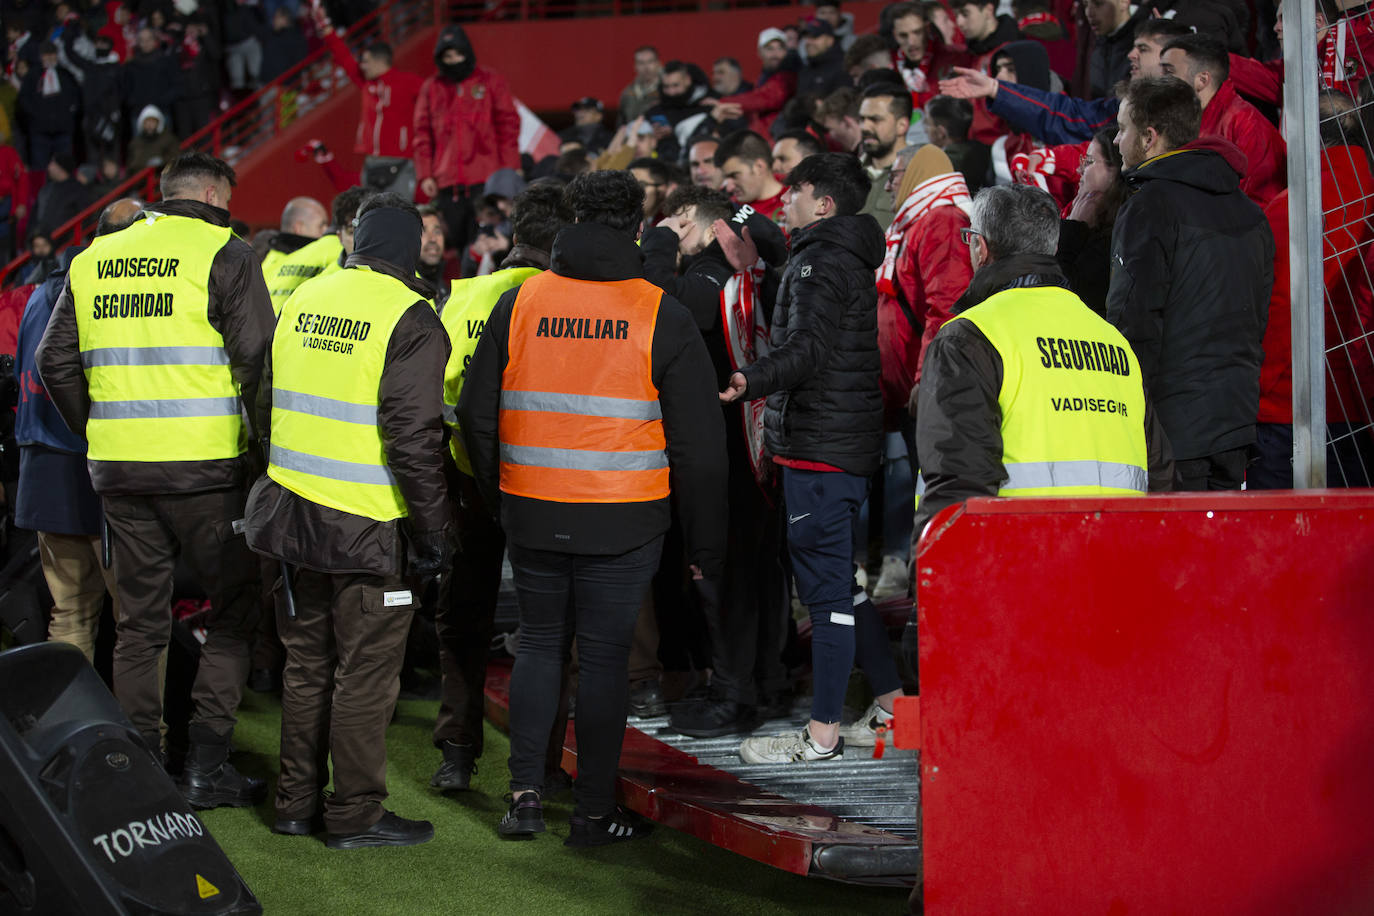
[89,397,240,419]
[81,346,231,369]
[274,389,378,425]
[502,390,662,421]
[443,404,458,428]
[270,443,398,487]
[501,443,668,472]
[1002,460,1147,493]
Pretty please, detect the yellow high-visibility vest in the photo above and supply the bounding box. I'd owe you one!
[439,266,540,474]
[957,285,1148,498]
[268,266,427,520]
[69,211,243,464]
[268,234,342,315]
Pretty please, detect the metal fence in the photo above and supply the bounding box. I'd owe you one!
[1288,3,1374,488]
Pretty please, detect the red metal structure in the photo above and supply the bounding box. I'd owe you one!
[918,492,1374,913]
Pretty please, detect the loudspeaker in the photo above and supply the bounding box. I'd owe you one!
[0,642,260,915]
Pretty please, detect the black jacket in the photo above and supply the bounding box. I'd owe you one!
[967,15,1021,58]
[1106,139,1273,461]
[458,222,728,577]
[739,214,886,477]
[36,199,275,496]
[33,177,92,236]
[797,43,850,100]
[1088,18,1134,97]
[120,48,178,123]
[18,64,81,136]
[913,255,1174,540]
[245,256,450,577]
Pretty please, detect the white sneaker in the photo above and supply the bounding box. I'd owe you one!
[739,728,843,764]
[870,555,909,599]
[838,699,895,748]
[854,564,868,592]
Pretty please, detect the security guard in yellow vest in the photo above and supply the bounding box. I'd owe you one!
[244,192,452,850]
[429,181,569,792]
[266,186,374,315]
[914,185,1172,542]
[36,152,275,808]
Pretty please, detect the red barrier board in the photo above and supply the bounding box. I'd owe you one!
[917,492,1374,914]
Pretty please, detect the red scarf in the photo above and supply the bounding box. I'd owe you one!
[877,172,972,296]
[721,259,771,487]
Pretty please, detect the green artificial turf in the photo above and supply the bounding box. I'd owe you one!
[201,689,907,916]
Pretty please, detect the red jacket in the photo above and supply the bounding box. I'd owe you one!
[1200,79,1286,208]
[877,204,972,419]
[1258,145,1374,425]
[413,65,521,189]
[719,68,797,137]
[324,31,424,157]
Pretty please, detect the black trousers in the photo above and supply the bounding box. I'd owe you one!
[432,183,484,259]
[1174,446,1248,491]
[103,487,259,748]
[507,535,663,817]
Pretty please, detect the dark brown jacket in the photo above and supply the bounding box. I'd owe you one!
[244,255,452,578]
[35,198,275,496]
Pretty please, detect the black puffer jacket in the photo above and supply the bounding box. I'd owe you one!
[739,214,885,476]
[1106,137,1273,461]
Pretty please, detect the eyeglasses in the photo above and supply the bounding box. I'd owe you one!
[1078,154,1097,173]
[885,169,906,189]
[959,227,983,247]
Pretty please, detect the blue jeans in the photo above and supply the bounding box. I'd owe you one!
[782,467,904,724]
[506,535,663,817]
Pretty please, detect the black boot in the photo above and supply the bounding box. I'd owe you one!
[178,725,266,809]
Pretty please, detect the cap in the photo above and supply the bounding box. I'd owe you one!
[571,96,604,112]
[757,27,787,49]
[801,19,834,38]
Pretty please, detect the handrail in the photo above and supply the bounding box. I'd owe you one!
[0,0,418,289]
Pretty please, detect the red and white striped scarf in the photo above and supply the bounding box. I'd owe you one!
[876,171,972,296]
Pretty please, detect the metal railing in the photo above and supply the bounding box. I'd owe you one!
[1287,5,1374,489]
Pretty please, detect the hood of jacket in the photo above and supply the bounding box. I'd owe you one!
[434,25,476,82]
[136,104,167,134]
[969,14,1022,56]
[1124,137,1246,197]
[550,222,645,281]
[789,213,885,270]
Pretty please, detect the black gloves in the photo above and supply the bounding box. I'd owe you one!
[407,527,454,585]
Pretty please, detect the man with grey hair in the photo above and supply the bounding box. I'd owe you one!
[912,183,1171,543]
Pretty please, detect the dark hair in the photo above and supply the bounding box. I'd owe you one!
[776,129,825,159]
[1087,126,1128,231]
[925,94,973,140]
[1161,33,1229,84]
[662,59,691,77]
[846,34,892,72]
[556,149,590,176]
[785,152,870,216]
[331,186,375,229]
[860,80,914,122]
[953,0,995,10]
[362,40,393,64]
[627,157,671,185]
[1319,0,1341,24]
[160,152,236,200]
[416,203,445,232]
[714,130,773,168]
[1134,17,1193,45]
[662,185,735,225]
[511,179,572,251]
[1122,76,1201,150]
[885,1,925,24]
[564,170,645,237]
[714,56,742,72]
[820,85,861,121]
[356,191,421,223]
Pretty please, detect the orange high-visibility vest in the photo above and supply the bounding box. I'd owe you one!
[498,272,669,504]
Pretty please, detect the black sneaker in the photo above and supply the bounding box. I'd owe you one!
[565,805,654,847]
[497,793,545,840]
[668,698,759,738]
[430,741,477,791]
[628,679,666,718]
[178,749,267,809]
[326,811,434,850]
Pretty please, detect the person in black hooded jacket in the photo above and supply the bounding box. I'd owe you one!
[722,153,908,766]
[642,186,794,737]
[1106,76,1273,490]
